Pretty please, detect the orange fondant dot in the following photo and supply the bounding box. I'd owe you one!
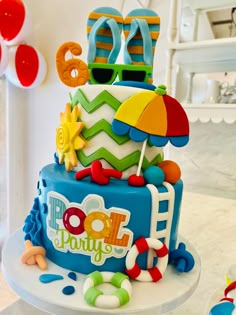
[158,160,181,184]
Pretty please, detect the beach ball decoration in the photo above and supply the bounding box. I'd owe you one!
[0,0,32,46]
[5,44,47,88]
[0,36,8,75]
[0,0,47,88]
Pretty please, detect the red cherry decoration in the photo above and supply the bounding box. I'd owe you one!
[128,174,145,186]
[0,0,32,45]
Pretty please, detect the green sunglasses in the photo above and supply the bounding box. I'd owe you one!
[88,63,152,85]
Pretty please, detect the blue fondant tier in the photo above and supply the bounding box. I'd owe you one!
[24,163,183,274]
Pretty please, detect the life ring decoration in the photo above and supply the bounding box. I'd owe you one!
[125,237,169,282]
[83,271,132,309]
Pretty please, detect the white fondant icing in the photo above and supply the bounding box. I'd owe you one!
[146,183,175,268]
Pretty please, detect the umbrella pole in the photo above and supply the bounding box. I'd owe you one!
[136,139,147,177]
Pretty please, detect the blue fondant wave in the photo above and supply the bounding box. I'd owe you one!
[23,197,43,246]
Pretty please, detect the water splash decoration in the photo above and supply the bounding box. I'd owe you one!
[39,271,78,296]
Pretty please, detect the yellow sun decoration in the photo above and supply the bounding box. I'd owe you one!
[56,103,85,171]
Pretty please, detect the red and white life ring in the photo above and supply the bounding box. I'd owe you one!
[125,237,169,282]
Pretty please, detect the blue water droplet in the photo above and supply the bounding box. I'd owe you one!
[62,285,75,295]
[68,271,77,281]
[39,274,64,283]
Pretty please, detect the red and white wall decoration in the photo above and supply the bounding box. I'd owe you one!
[0,0,47,88]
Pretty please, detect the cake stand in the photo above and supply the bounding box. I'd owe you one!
[2,229,200,315]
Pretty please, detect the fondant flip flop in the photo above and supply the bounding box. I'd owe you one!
[123,9,160,82]
[87,7,123,64]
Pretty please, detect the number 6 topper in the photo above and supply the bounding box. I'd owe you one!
[56,42,89,87]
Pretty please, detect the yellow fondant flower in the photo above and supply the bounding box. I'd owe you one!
[56,103,85,171]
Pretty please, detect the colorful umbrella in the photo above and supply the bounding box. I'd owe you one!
[112,85,189,176]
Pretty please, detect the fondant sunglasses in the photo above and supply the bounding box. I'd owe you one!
[88,63,152,85]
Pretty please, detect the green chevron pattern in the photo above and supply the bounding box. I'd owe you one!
[80,119,130,144]
[73,89,155,146]
[70,87,163,172]
[77,149,164,172]
[71,89,130,144]
[71,89,121,113]
[79,118,154,146]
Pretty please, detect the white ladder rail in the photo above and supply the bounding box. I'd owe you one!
[146,183,175,268]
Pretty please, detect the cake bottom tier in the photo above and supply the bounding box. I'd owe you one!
[24,163,183,274]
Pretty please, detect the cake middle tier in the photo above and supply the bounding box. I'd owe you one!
[67,85,164,178]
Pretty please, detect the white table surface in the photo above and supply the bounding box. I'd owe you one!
[2,229,201,315]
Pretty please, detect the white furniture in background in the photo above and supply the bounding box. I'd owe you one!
[187,0,236,41]
[167,0,236,123]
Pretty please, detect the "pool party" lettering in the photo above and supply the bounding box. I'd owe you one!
[46,192,133,265]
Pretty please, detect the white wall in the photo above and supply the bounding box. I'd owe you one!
[7,0,170,232]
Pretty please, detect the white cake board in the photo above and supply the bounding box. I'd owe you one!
[2,229,200,315]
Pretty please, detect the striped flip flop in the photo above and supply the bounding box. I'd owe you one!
[87,7,123,64]
[123,9,160,83]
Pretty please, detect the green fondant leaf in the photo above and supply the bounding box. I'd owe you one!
[71,89,121,113]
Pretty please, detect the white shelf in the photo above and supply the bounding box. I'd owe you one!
[183,103,236,123]
[167,0,236,124]
[171,37,236,73]
[187,0,236,11]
